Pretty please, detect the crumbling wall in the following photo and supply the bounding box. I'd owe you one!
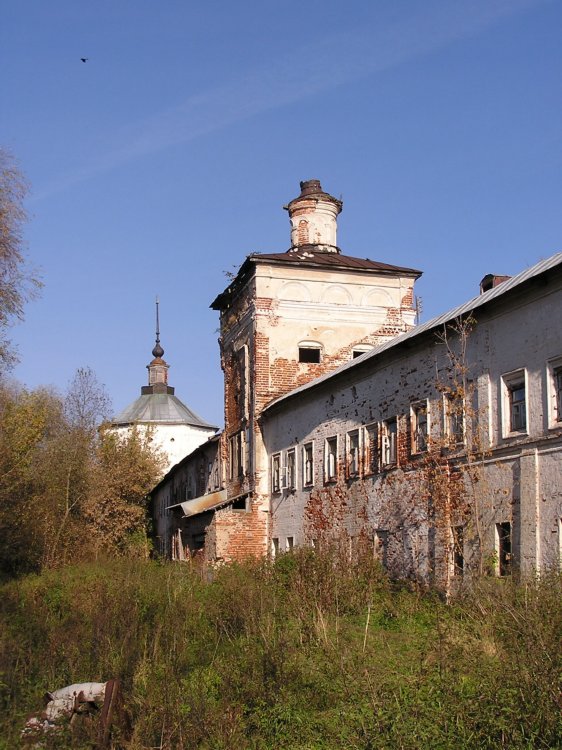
[262,272,562,584]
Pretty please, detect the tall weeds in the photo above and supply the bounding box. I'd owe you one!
[1,552,561,748]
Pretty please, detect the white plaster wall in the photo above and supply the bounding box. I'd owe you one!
[112,422,217,474]
[255,265,416,362]
[261,270,562,579]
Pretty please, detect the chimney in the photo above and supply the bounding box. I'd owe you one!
[479,274,511,294]
[284,179,342,253]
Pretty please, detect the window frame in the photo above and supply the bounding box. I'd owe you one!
[363,422,379,476]
[501,369,528,437]
[303,442,314,487]
[286,448,296,490]
[495,522,512,576]
[444,391,465,447]
[452,525,464,576]
[352,345,373,359]
[346,430,360,478]
[298,341,322,364]
[324,436,338,483]
[271,453,281,494]
[381,417,398,467]
[410,400,429,454]
[546,357,562,428]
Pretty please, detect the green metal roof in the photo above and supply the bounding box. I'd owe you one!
[112,393,217,429]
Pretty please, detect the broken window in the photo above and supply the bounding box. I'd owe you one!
[547,358,562,427]
[299,345,321,363]
[231,495,248,511]
[229,431,244,479]
[352,345,372,359]
[381,418,397,467]
[234,345,249,420]
[452,526,464,576]
[496,522,512,576]
[363,423,378,475]
[347,430,359,477]
[303,442,314,486]
[286,449,296,490]
[272,453,281,493]
[502,370,527,435]
[325,436,338,482]
[509,383,526,432]
[286,536,294,551]
[272,537,279,557]
[445,392,464,446]
[411,401,429,453]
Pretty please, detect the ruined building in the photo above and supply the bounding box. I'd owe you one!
[151,180,562,585]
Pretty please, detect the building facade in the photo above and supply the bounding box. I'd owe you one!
[150,181,562,584]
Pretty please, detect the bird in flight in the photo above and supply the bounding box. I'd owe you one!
[80,58,89,63]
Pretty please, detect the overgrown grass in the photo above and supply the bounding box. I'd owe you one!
[1,551,561,748]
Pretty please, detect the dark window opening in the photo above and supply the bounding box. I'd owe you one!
[497,522,512,576]
[231,495,248,511]
[193,533,206,551]
[303,443,314,486]
[453,526,464,576]
[299,346,321,363]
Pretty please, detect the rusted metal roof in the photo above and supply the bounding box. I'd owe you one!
[211,250,421,310]
[252,249,422,275]
[262,251,562,414]
[177,489,228,517]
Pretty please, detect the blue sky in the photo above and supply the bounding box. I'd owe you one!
[3,0,561,426]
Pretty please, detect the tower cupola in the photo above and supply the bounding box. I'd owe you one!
[284,179,343,253]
